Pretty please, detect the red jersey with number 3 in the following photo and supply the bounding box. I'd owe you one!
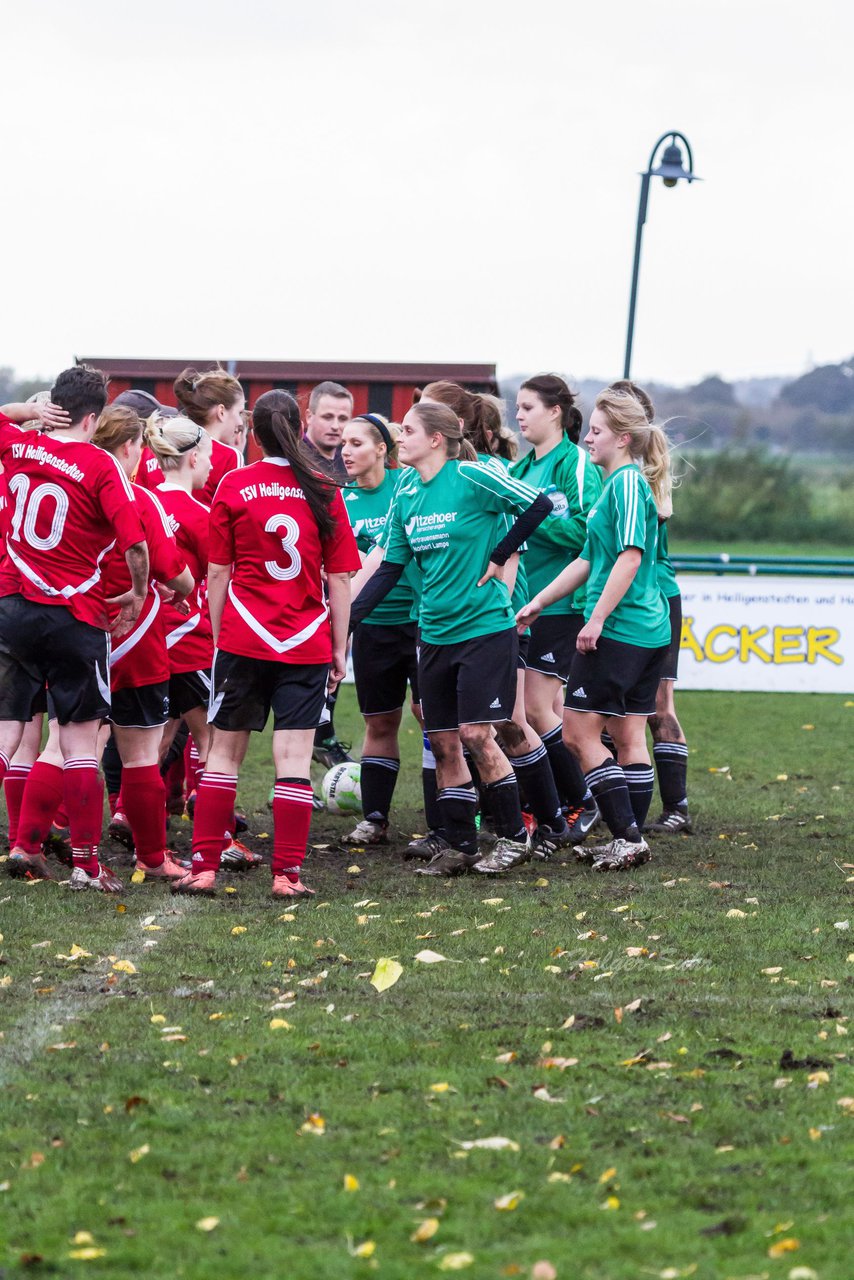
[208,457,360,664]
[0,417,144,630]
[154,483,214,673]
[103,486,187,691]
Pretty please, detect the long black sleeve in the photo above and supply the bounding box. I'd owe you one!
[489,493,554,565]
[349,560,406,631]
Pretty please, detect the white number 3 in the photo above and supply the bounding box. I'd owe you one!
[264,513,302,581]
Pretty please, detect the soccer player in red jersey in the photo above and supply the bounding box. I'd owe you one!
[173,367,244,506]
[93,406,194,878]
[0,366,148,891]
[143,417,216,782]
[173,389,361,898]
[112,388,180,493]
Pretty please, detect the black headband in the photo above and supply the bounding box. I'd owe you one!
[355,413,393,454]
[176,425,205,453]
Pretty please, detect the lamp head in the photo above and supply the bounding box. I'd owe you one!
[652,140,694,187]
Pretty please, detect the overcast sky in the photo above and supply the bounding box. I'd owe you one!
[2,0,850,388]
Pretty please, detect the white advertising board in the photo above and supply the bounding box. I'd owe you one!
[677,575,854,693]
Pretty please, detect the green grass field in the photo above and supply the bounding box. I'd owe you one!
[1,688,852,1279]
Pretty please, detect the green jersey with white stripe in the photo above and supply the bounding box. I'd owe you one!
[510,435,602,616]
[655,520,680,599]
[477,452,529,617]
[383,458,539,645]
[581,463,670,648]
[342,470,420,626]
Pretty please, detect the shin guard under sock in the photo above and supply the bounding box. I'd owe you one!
[585,759,640,842]
[359,757,399,822]
[272,777,313,875]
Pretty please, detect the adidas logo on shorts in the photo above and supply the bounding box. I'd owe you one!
[540,651,556,663]
[572,686,587,698]
[489,697,501,708]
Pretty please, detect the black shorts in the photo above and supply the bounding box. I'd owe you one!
[419,628,517,732]
[209,649,329,733]
[352,622,419,716]
[660,594,682,681]
[168,669,211,718]
[522,613,584,681]
[564,636,670,718]
[517,632,530,669]
[110,681,170,729]
[0,595,110,725]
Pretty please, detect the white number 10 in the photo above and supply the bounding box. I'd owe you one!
[8,474,69,551]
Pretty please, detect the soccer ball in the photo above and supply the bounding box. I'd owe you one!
[321,763,362,815]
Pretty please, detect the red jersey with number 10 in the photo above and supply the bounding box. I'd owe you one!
[0,416,144,630]
[208,457,360,664]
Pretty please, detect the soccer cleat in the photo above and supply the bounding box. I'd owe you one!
[135,853,187,879]
[220,839,263,871]
[312,791,325,812]
[647,804,693,835]
[416,848,482,877]
[45,823,73,866]
[108,811,135,852]
[312,737,353,769]
[8,849,55,880]
[271,874,316,898]
[171,869,217,895]
[477,818,499,847]
[405,831,453,862]
[529,822,571,861]
[342,817,389,846]
[69,863,125,893]
[564,799,601,845]
[473,836,531,875]
[591,837,651,872]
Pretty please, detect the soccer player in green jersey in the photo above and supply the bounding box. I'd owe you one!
[610,380,692,836]
[341,414,421,845]
[350,400,554,876]
[511,375,604,841]
[517,388,672,872]
[417,381,571,861]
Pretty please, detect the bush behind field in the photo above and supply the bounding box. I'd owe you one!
[674,447,854,545]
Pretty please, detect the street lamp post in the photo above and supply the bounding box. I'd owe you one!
[623,131,699,380]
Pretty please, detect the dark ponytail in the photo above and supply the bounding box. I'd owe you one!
[520,374,583,444]
[252,390,338,540]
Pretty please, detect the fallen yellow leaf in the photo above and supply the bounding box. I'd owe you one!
[112,960,137,975]
[196,1216,220,1232]
[438,1251,475,1269]
[128,1144,150,1163]
[68,1248,106,1259]
[767,1237,800,1258]
[130,866,146,884]
[299,1113,326,1136]
[231,926,247,936]
[343,1173,360,1192]
[370,957,403,992]
[269,1019,291,1031]
[349,1239,375,1258]
[71,1232,95,1246]
[598,1166,618,1184]
[414,949,449,963]
[411,1216,439,1242]
[494,1190,524,1211]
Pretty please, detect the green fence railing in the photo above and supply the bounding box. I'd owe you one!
[672,554,854,578]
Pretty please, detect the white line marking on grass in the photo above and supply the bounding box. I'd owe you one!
[0,899,205,1084]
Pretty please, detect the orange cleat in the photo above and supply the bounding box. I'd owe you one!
[136,853,188,879]
[171,869,217,896]
[7,849,55,880]
[271,874,315,899]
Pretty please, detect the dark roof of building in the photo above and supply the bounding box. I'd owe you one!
[77,357,497,384]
